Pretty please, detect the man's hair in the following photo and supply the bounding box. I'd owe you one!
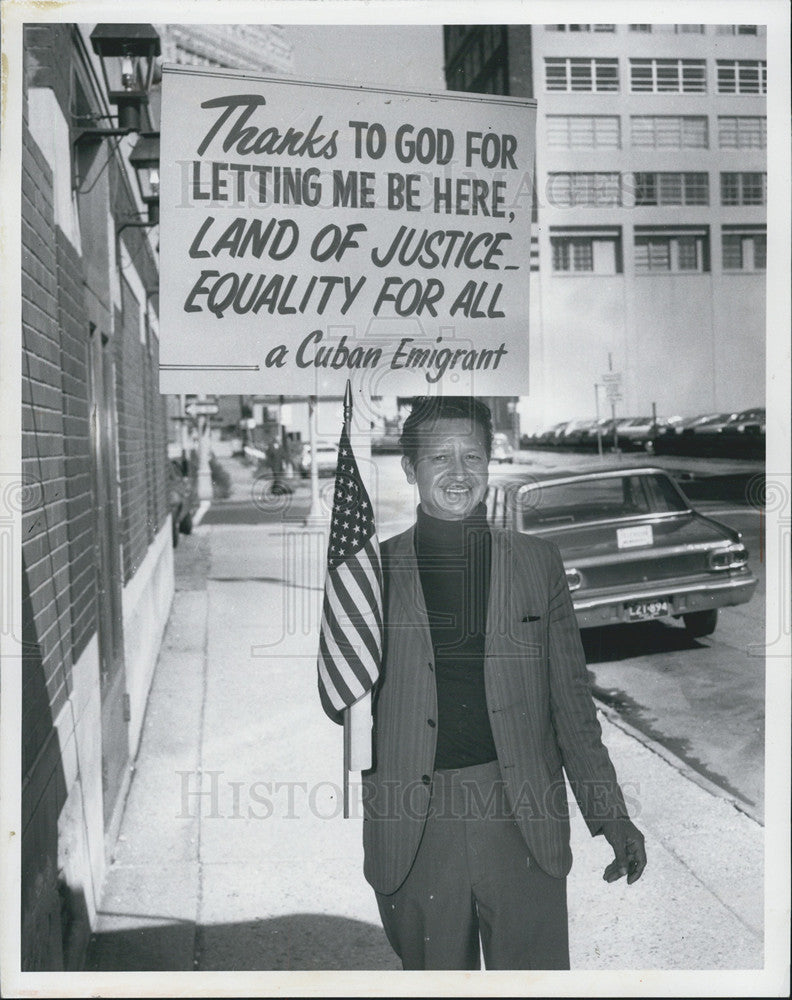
[399,396,494,464]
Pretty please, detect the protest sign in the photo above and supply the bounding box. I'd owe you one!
[159,67,536,394]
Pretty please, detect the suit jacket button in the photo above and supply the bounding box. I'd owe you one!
[422,774,431,785]
[427,719,436,727]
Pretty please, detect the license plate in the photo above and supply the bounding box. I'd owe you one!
[625,599,669,621]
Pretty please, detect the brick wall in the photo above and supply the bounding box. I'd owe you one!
[21,123,74,745]
[115,280,149,583]
[24,23,72,119]
[20,116,71,973]
[56,230,96,661]
[150,332,168,530]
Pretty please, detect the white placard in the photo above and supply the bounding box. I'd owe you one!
[159,67,536,394]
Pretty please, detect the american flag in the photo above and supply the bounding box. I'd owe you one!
[317,425,383,713]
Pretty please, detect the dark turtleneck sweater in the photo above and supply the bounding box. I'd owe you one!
[415,503,497,769]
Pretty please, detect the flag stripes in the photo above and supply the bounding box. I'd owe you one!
[317,427,383,714]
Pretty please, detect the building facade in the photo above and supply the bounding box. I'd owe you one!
[21,23,172,969]
[160,23,294,74]
[444,23,767,431]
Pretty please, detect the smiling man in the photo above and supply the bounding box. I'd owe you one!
[356,395,646,970]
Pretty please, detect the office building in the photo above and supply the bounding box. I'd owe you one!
[444,23,767,429]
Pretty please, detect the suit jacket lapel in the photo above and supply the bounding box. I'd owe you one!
[486,528,508,655]
[387,527,433,659]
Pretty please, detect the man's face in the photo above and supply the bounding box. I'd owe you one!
[401,417,489,521]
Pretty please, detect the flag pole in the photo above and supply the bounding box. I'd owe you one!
[342,379,353,819]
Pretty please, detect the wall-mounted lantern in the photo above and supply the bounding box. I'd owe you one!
[89,23,161,133]
[128,132,161,225]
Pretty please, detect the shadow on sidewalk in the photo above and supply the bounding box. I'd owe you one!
[87,913,399,971]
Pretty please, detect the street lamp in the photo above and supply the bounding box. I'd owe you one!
[128,132,161,224]
[90,23,161,133]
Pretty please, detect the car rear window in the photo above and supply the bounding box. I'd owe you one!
[520,474,688,528]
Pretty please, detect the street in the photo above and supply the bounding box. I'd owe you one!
[204,446,766,822]
[86,442,766,972]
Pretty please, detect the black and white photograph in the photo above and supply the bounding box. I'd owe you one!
[0,1,790,996]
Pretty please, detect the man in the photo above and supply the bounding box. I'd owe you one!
[326,396,646,970]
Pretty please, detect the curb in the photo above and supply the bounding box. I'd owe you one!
[594,698,763,827]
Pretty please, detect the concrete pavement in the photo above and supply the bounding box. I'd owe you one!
[86,445,765,973]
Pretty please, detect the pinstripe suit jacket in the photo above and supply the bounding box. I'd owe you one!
[359,523,629,895]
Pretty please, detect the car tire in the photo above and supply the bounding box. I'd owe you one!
[179,511,193,536]
[683,608,718,637]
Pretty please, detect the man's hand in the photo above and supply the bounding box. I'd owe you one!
[601,818,647,884]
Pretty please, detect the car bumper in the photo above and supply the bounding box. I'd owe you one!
[571,572,758,628]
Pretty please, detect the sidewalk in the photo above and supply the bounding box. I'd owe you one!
[86,450,764,972]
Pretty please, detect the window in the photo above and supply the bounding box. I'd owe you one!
[629,24,652,32]
[546,24,615,32]
[718,116,767,149]
[550,228,623,274]
[545,57,619,92]
[633,172,709,206]
[634,228,710,273]
[546,115,621,149]
[716,25,760,35]
[722,227,766,271]
[630,58,706,93]
[548,172,621,207]
[631,115,708,148]
[677,24,705,33]
[717,60,767,94]
[721,172,767,206]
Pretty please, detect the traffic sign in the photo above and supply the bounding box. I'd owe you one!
[185,401,219,416]
[601,372,622,384]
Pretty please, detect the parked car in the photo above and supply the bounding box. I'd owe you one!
[721,407,766,436]
[168,457,198,547]
[491,432,514,463]
[616,416,672,452]
[486,467,757,636]
[683,412,738,437]
[299,441,339,478]
[560,419,600,449]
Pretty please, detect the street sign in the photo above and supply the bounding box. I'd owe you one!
[185,401,219,416]
[601,372,622,384]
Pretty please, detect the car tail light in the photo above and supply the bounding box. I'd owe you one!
[708,544,748,570]
[565,568,582,591]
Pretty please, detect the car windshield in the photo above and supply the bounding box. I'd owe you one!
[520,474,688,528]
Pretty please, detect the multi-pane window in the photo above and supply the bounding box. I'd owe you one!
[628,25,705,33]
[716,25,760,35]
[631,115,708,148]
[633,172,709,206]
[546,24,616,32]
[546,115,621,149]
[548,172,621,207]
[722,228,767,271]
[545,57,619,92]
[717,60,767,94]
[550,229,622,274]
[718,116,767,148]
[634,229,710,273]
[630,58,707,93]
[720,172,767,206]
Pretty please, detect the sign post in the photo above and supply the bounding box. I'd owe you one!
[602,365,623,453]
